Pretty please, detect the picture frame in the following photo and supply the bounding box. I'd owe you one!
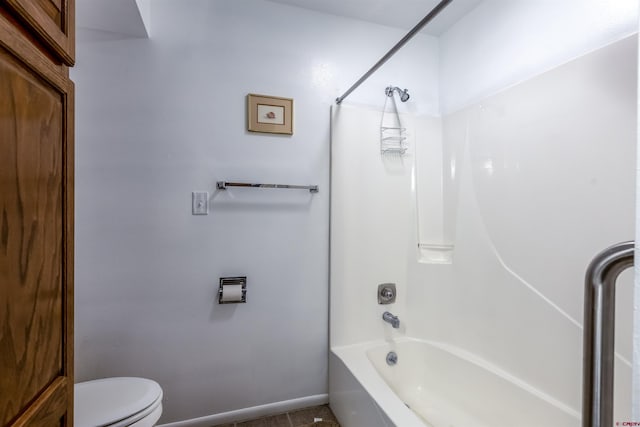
[247,93,294,135]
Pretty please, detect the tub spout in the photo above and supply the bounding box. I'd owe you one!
[382,311,400,329]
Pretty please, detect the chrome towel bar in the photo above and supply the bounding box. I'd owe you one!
[582,241,634,427]
[216,181,318,193]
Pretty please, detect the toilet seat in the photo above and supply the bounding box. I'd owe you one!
[75,377,163,427]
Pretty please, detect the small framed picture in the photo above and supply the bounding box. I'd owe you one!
[247,94,293,135]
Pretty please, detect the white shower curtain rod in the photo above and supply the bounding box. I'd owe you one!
[335,0,453,105]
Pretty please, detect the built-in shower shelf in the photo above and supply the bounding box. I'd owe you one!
[418,243,454,264]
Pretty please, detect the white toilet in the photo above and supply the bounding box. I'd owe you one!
[75,377,163,427]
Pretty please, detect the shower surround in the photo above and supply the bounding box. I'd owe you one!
[329,34,637,427]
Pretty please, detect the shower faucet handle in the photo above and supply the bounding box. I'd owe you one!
[378,283,397,305]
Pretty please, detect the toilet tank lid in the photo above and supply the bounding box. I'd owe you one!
[75,377,163,427]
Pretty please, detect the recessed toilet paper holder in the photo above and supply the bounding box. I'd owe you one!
[218,276,247,304]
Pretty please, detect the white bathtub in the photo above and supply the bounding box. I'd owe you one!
[329,338,580,427]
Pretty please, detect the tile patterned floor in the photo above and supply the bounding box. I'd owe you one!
[212,405,339,427]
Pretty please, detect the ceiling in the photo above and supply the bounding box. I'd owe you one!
[76,0,149,37]
[264,0,483,35]
[75,0,482,38]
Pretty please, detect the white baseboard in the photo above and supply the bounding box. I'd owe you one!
[157,394,329,427]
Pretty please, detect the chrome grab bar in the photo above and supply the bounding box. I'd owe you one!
[582,241,634,427]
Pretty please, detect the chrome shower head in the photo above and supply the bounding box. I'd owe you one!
[385,86,410,102]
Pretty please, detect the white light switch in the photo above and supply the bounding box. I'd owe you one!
[192,191,209,215]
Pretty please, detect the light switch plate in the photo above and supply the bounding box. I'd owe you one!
[192,191,209,215]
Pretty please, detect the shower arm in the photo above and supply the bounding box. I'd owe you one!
[335,0,453,105]
[582,241,634,427]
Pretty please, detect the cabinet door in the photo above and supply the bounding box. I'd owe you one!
[2,0,74,65]
[0,11,73,427]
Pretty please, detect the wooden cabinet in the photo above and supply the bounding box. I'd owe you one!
[0,2,74,426]
[3,0,74,65]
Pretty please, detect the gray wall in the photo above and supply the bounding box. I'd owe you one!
[72,0,437,423]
